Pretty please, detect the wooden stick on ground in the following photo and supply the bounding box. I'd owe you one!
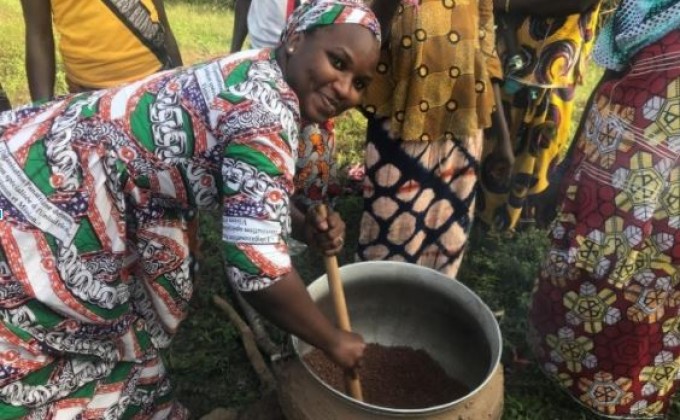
[213,294,277,392]
[224,267,280,358]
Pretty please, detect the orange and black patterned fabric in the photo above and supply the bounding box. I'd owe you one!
[358,119,482,277]
[294,119,341,207]
[357,0,500,277]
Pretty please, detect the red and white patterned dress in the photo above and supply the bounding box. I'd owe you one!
[0,49,299,418]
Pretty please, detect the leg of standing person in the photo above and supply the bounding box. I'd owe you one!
[480,84,572,232]
[0,82,10,112]
[477,5,601,233]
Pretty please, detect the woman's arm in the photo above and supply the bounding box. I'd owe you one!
[152,0,183,67]
[479,0,503,80]
[243,268,364,370]
[219,78,358,368]
[488,82,515,183]
[481,0,513,177]
[230,0,252,53]
[21,0,56,102]
[369,0,400,45]
[491,0,600,17]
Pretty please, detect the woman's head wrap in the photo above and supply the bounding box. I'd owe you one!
[281,0,381,45]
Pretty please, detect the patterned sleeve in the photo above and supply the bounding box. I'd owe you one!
[478,0,503,81]
[216,62,299,292]
[293,119,341,208]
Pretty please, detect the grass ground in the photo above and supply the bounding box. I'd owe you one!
[1,1,678,418]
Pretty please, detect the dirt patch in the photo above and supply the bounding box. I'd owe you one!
[303,343,469,409]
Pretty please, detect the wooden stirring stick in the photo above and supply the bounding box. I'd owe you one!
[315,204,364,401]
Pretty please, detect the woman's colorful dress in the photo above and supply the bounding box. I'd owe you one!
[0,49,299,418]
[358,0,502,277]
[528,30,680,418]
[477,3,601,232]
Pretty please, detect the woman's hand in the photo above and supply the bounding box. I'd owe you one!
[243,270,364,371]
[304,205,346,256]
[325,329,366,371]
[486,144,515,188]
[487,83,515,188]
[485,123,515,188]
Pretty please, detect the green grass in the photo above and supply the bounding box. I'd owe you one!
[168,211,262,415]
[164,0,235,65]
[0,0,234,105]
[2,1,678,418]
[333,109,369,168]
[0,0,32,105]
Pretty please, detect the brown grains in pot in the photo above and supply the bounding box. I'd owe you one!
[303,343,469,409]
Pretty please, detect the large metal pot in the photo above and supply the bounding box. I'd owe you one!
[277,261,504,419]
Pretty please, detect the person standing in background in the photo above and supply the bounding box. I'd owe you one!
[477,0,602,234]
[528,0,680,416]
[357,0,513,277]
[230,0,299,52]
[21,0,183,102]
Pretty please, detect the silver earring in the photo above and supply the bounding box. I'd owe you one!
[287,47,295,54]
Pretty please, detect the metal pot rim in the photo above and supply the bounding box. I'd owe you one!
[292,261,503,416]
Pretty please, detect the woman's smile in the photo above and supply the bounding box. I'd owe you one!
[318,92,338,118]
[280,23,380,123]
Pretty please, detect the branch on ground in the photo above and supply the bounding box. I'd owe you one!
[213,294,277,392]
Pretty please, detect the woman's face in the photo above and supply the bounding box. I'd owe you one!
[284,24,380,123]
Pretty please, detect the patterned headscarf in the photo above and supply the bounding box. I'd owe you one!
[281,0,381,45]
[594,0,680,70]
